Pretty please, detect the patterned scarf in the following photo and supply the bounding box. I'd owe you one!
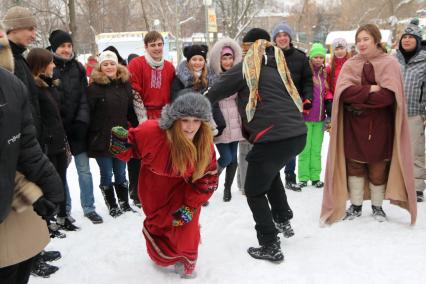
[242,39,302,122]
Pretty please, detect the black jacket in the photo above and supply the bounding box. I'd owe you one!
[10,40,43,139]
[282,45,313,102]
[0,67,64,223]
[35,76,67,155]
[53,53,90,155]
[206,47,307,144]
[87,66,133,157]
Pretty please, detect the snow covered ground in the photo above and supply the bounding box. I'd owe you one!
[31,135,426,284]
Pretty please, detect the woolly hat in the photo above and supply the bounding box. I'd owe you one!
[49,29,73,52]
[159,92,212,130]
[98,50,118,65]
[221,46,234,57]
[103,45,126,65]
[402,18,423,39]
[242,28,271,43]
[271,22,294,41]
[127,53,139,64]
[332,38,347,50]
[309,43,327,58]
[2,6,36,33]
[183,45,208,61]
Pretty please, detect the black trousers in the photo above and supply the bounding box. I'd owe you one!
[0,256,35,284]
[48,151,68,217]
[245,135,306,246]
[127,158,141,203]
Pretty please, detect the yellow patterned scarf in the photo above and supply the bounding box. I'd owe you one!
[242,39,302,122]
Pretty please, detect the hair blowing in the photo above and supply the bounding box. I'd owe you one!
[27,48,53,76]
[355,24,387,54]
[166,121,213,181]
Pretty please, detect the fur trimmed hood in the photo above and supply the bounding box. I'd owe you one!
[0,34,14,72]
[208,37,242,75]
[34,76,60,88]
[90,64,129,85]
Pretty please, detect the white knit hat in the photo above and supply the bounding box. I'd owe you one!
[98,50,118,65]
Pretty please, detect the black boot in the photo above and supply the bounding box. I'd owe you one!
[31,254,59,278]
[344,204,362,220]
[100,185,122,217]
[274,220,295,238]
[114,182,136,212]
[223,162,238,202]
[40,250,61,262]
[247,239,284,262]
[285,173,301,192]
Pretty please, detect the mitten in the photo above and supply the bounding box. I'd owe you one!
[302,99,312,114]
[193,173,218,192]
[33,197,58,220]
[110,126,132,155]
[172,206,196,227]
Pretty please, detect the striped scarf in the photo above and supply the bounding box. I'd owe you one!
[242,39,302,122]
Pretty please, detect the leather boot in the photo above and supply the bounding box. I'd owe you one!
[223,162,238,202]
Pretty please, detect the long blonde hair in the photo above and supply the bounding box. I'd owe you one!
[166,120,213,181]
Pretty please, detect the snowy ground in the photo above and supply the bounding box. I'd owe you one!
[31,135,426,284]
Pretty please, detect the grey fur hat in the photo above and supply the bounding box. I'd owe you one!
[159,91,212,129]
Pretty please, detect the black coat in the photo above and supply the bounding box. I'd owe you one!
[0,67,64,223]
[53,53,90,155]
[9,41,43,139]
[87,66,133,158]
[207,47,307,144]
[35,76,67,155]
[282,45,313,102]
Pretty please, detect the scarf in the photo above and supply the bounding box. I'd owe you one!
[145,52,164,69]
[242,39,302,122]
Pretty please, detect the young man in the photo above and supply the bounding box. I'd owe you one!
[396,19,426,202]
[126,31,175,206]
[207,28,307,262]
[48,30,103,225]
[271,21,313,192]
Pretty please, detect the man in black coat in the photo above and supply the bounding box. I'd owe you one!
[271,21,313,192]
[206,28,307,262]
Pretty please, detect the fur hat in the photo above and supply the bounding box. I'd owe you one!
[159,92,212,130]
[98,50,118,65]
[2,6,36,33]
[183,45,208,61]
[402,18,423,39]
[271,22,294,41]
[243,28,271,43]
[49,29,73,52]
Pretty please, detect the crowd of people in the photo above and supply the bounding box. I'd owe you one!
[0,5,425,282]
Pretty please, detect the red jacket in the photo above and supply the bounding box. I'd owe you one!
[127,56,175,119]
[325,56,347,101]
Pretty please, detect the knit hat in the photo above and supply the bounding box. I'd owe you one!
[183,45,208,61]
[332,38,347,50]
[271,22,294,41]
[127,53,139,64]
[402,18,423,39]
[221,46,234,57]
[159,92,212,130]
[103,45,126,65]
[49,29,73,52]
[2,6,36,33]
[242,28,271,43]
[309,43,327,58]
[98,50,118,65]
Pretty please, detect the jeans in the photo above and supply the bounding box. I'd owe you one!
[66,152,96,215]
[284,157,296,175]
[216,141,239,168]
[96,157,127,187]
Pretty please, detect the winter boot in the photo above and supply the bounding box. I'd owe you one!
[417,191,424,202]
[223,162,238,202]
[31,255,59,278]
[84,211,103,224]
[40,250,61,262]
[372,205,387,222]
[57,216,80,231]
[247,239,284,262]
[285,173,301,192]
[344,204,362,220]
[297,181,308,188]
[312,180,324,188]
[114,182,136,213]
[48,222,66,238]
[100,185,122,217]
[274,220,295,238]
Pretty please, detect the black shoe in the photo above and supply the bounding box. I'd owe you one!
[48,223,66,238]
[40,250,61,262]
[57,217,80,231]
[285,181,302,192]
[372,205,387,222]
[297,181,308,188]
[247,241,284,262]
[109,207,123,218]
[85,211,103,224]
[31,258,59,278]
[312,180,324,188]
[223,187,231,202]
[274,220,295,238]
[417,191,424,202]
[344,204,362,220]
[202,201,209,207]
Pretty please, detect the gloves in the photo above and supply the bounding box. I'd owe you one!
[172,206,196,227]
[325,99,333,118]
[110,126,132,155]
[33,197,58,220]
[193,173,218,192]
[302,99,312,114]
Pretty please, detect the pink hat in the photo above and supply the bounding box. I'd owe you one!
[221,46,234,57]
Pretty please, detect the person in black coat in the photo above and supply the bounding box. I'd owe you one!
[271,21,313,191]
[87,50,134,217]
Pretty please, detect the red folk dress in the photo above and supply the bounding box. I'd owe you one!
[116,120,216,273]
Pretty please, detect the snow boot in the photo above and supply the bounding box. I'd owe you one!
[372,205,387,222]
[100,185,122,217]
[40,250,61,262]
[115,182,136,212]
[57,216,80,231]
[285,173,301,192]
[223,162,238,202]
[312,180,324,188]
[416,191,424,202]
[84,211,103,224]
[31,255,59,278]
[274,220,295,238]
[344,204,362,220]
[47,222,66,238]
[247,239,284,262]
[297,181,308,188]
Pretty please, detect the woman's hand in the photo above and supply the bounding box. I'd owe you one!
[370,85,381,93]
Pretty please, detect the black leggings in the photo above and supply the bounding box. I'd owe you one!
[0,255,35,284]
[245,135,306,246]
[48,151,68,217]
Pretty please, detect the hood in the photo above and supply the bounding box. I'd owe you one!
[90,64,129,85]
[208,37,243,75]
[0,36,14,72]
